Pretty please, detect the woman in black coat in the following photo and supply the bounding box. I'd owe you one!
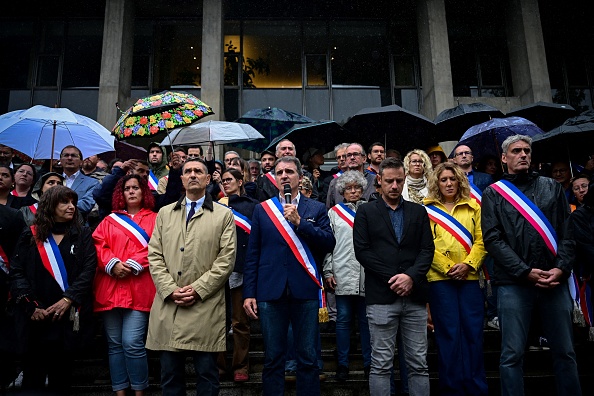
[10,185,97,393]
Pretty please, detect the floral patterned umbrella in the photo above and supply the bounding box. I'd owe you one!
[112,91,214,140]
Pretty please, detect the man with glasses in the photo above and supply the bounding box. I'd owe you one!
[550,161,572,203]
[452,145,493,192]
[482,135,581,396]
[319,143,349,205]
[59,145,100,219]
[0,144,18,168]
[326,143,376,209]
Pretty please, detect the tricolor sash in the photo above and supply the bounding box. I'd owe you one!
[425,204,473,254]
[332,170,344,179]
[331,203,355,228]
[491,179,557,256]
[148,170,159,191]
[215,202,252,234]
[105,213,150,249]
[264,172,278,189]
[260,197,322,289]
[31,226,69,292]
[0,245,9,274]
[469,182,482,205]
[29,203,38,215]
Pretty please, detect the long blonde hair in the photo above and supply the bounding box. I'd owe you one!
[426,162,470,203]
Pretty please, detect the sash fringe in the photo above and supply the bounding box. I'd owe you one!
[589,327,594,342]
[572,301,586,327]
[318,307,329,323]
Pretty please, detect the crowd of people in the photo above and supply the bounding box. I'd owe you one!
[0,135,593,396]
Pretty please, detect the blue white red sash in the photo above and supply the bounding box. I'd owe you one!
[491,179,557,256]
[332,170,344,179]
[31,226,69,292]
[215,202,252,234]
[331,203,355,228]
[106,213,150,249]
[0,245,8,274]
[148,170,159,191]
[29,203,38,214]
[425,204,473,254]
[469,182,482,205]
[264,172,278,189]
[260,197,322,288]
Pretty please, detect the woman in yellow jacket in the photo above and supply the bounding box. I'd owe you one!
[423,162,488,396]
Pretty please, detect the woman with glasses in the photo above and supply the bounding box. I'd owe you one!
[570,174,590,212]
[218,168,258,382]
[423,162,488,395]
[12,164,37,198]
[402,149,432,204]
[323,170,371,381]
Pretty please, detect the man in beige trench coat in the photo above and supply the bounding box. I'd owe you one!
[147,158,236,396]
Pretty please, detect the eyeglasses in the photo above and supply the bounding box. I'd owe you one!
[454,151,472,157]
[221,178,235,184]
[410,160,424,165]
[344,185,363,192]
[572,183,589,191]
[61,153,80,158]
[346,153,362,158]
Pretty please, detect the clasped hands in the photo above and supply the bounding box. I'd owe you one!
[31,297,72,322]
[170,285,200,307]
[527,268,563,289]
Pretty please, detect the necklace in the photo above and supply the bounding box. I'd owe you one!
[444,201,456,204]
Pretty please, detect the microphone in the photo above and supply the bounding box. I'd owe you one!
[284,184,292,204]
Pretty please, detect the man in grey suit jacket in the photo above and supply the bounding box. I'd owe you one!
[59,145,99,218]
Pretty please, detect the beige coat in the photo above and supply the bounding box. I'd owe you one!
[146,194,236,352]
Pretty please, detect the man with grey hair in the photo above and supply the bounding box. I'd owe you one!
[326,143,376,209]
[482,135,581,396]
[319,143,349,204]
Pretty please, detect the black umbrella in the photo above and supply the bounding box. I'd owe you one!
[342,104,436,154]
[532,110,594,163]
[506,101,577,132]
[434,102,505,141]
[265,120,348,158]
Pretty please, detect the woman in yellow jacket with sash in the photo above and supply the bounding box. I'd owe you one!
[423,162,488,396]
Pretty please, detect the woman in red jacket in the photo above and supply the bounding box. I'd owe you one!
[92,174,157,396]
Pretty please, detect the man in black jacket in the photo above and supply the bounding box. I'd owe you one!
[482,134,581,396]
[353,157,434,396]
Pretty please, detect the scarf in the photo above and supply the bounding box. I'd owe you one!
[406,175,427,204]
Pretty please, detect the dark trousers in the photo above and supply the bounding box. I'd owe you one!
[160,351,219,396]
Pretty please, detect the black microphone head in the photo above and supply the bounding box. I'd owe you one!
[283,184,292,195]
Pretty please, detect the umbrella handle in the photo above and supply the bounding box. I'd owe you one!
[164,127,175,157]
[50,120,56,172]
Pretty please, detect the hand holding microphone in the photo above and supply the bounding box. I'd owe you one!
[283,184,300,226]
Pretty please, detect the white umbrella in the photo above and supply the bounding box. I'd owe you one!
[0,105,115,163]
[160,120,265,146]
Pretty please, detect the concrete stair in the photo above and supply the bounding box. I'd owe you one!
[6,319,594,395]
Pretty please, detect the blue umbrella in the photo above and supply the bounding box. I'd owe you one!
[458,117,545,161]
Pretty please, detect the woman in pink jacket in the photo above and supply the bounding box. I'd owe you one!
[92,174,157,396]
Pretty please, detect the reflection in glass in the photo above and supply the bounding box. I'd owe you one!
[306,55,327,86]
[37,56,60,87]
[63,20,103,87]
[393,56,415,87]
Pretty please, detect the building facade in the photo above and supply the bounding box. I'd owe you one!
[1,0,592,134]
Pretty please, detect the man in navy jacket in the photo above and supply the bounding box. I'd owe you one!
[243,156,335,396]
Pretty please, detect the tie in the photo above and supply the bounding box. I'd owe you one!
[186,201,197,225]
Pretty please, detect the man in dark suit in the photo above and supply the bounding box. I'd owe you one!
[59,145,100,219]
[243,156,335,396]
[452,144,493,192]
[353,157,434,396]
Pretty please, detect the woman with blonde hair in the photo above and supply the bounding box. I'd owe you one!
[423,162,488,395]
[402,149,432,204]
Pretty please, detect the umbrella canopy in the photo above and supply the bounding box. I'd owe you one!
[0,105,115,161]
[265,120,348,157]
[160,121,265,146]
[532,110,594,163]
[458,116,545,162]
[112,91,214,140]
[233,107,315,152]
[434,102,505,141]
[342,104,436,154]
[506,101,577,132]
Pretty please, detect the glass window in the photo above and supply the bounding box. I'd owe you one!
[62,20,103,87]
[132,21,153,88]
[0,21,35,89]
[393,56,415,87]
[241,21,301,88]
[329,21,389,87]
[224,21,241,87]
[37,55,60,87]
[306,55,327,86]
[152,21,202,90]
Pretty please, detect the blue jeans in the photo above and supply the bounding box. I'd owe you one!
[102,309,149,391]
[430,280,488,396]
[285,323,323,371]
[367,298,429,396]
[335,295,371,368]
[258,293,320,396]
[498,284,581,396]
[160,350,219,396]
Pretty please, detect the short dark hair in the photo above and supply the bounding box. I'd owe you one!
[187,145,203,156]
[379,157,404,176]
[182,158,208,173]
[368,142,385,153]
[135,159,150,168]
[60,145,83,159]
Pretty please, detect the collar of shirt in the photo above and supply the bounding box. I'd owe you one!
[278,192,301,207]
[185,196,206,214]
[465,170,474,184]
[382,195,404,211]
[63,170,80,188]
